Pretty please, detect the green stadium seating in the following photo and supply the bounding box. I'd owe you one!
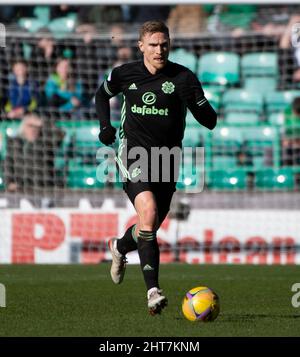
[169,48,197,72]
[55,121,77,171]
[0,121,21,158]
[0,124,6,160]
[182,125,204,147]
[244,126,280,168]
[74,122,99,147]
[210,169,247,190]
[241,52,278,77]
[255,168,294,190]
[265,90,300,114]
[241,53,278,93]
[48,14,77,38]
[219,13,255,30]
[213,125,244,143]
[0,168,4,191]
[243,125,278,142]
[5,121,21,138]
[55,121,101,174]
[67,160,122,189]
[267,112,285,125]
[57,120,104,151]
[244,77,277,93]
[224,112,260,125]
[222,89,264,113]
[34,6,50,24]
[197,52,240,86]
[18,18,47,33]
[67,165,102,189]
[252,156,266,169]
[212,155,237,170]
[219,4,256,29]
[203,86,222,111]
[212,125,243,155]
[176,154,204,191]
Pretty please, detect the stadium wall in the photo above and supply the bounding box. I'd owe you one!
[1,202,299,265]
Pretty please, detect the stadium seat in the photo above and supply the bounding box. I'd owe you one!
[224,112,260,125]
[222,89,264,114]
[67,161,122,189]
[33,6,50,24]
[0,168,4,191]
[218,5,256,29]
[74,122,110,166]
[241,52,278,77]
[48,14,77,38]
[265,91,300,114]
[244,77,277,93]
[209,169,247,190]
[185,110,198,127]
[74,121,100,147]
[18,18,47,33]
[182,125,204,147]
[255,168,294,190]
[252,156,266,169]
[96,160,123,189]
[0,123,6,160]
[267,112,285,126]
[176,154,204,191]
[169,48,197,73]
[197,52,240,86]
[3,120,21,139]
[243,125,278,142]
[203,86,222,112]
[67,165,102,189]
[212,125,243,155]
[244,126,280,168]
[212,155,237,170]
[241,52,278,93]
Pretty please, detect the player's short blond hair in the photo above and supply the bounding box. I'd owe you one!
[139,21,170,41]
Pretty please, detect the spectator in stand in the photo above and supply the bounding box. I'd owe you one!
[50,4,78,20]
[167,5,207,35]
[108,46,134,122]
[279,15,300,89]
[29,29,61,86]
[0,48,9,118]
[281,96,300,166]
[130,5,170,24]
[5,60,39,119]
[77,5,123,25]
[45,58,83,112]
[4,112,65,199]
[0,6,18,24]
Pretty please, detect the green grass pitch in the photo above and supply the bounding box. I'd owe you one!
[0,264,299,337]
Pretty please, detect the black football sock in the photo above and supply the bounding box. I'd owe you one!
[137,230,160,291]
[116,224,138,255]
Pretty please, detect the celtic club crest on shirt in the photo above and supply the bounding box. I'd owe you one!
[162,81,175,94]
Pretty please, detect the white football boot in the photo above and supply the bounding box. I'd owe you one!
[147,287,168,315]
[108,238,127,284]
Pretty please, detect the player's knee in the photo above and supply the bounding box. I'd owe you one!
[139,202,158,230]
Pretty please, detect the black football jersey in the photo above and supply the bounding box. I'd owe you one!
[102,60,211,150]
